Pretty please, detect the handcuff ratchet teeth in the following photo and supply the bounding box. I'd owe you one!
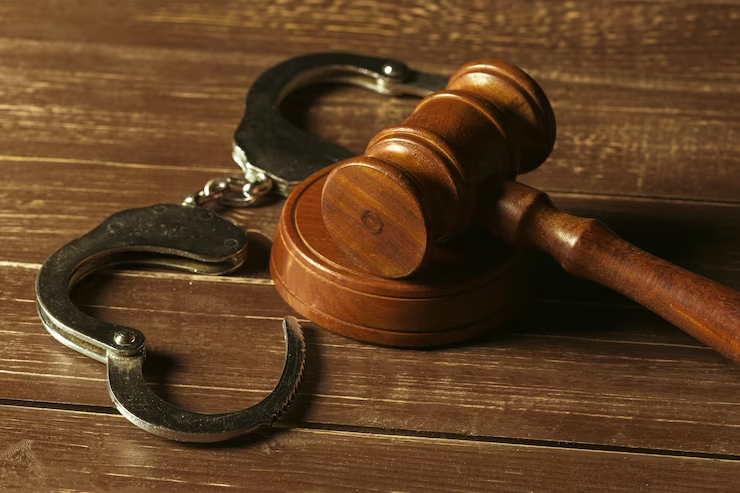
[36,204,305,442]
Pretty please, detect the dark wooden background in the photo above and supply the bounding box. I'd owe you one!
[1,1,739,491]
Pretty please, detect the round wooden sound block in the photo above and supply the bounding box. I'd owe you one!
[270,166,530,347]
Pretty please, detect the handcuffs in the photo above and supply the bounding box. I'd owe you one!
[35,53,448,442]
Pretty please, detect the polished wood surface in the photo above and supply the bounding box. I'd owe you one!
[322,59,556,278]
[274,59,549,345]
[488,180,740,364]
[1,0,740,490]
[320,59,740,360]
[271,166,529,346]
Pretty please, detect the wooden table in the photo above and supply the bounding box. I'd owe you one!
[1,1,739,491]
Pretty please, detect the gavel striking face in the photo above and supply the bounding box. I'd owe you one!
[322,60,556,278]
[271,59,740,365]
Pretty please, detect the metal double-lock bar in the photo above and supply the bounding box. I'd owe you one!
[35,53,447,442]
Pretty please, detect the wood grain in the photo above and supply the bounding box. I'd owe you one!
[0,1,737,199]
[3,161,738,286]
[3,264,740,456]
[489,181,740,364]
[321,58,556,278]
[2,405,739,492]
[316,58,739,356]
[1,0,739,489]
[272,166,531,346]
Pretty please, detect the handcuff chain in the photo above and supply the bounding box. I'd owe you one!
[183,173,275,209]
[183,53,447,210]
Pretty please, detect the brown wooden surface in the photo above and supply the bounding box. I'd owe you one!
[489,181,740,365]
[272,166,531,346]
[1,0,739,491]
[316,55,740,357]
[320,58,557,279]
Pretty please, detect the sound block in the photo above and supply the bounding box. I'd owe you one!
[270,166,530,347]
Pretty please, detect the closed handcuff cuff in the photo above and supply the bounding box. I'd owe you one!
[35,53,448,442]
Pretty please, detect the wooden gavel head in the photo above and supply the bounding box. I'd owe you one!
[272,58,740,356]
[321,60,556,278]
[269,60,550,347]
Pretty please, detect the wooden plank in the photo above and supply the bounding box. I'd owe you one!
[0,405,738,492]
[0,161,286,260]
[0,1,738,74]
[0,0,739,486]
[0,2,737,199]
[3,264,740,456]
[2,162,739,282]
[0,37,418,169]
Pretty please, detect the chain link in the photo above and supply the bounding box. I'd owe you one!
[183,173,275,209]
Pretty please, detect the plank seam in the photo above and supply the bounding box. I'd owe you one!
[285,422,740,461]
[1,399,738,460]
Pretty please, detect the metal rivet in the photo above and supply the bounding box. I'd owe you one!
[114,331,137,347]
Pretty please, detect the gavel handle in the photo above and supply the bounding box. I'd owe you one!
[484,181,740,365]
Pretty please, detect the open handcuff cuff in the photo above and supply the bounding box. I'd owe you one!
[35,53,447,442]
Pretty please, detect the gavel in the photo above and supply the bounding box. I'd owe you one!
[271,59,740,364]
